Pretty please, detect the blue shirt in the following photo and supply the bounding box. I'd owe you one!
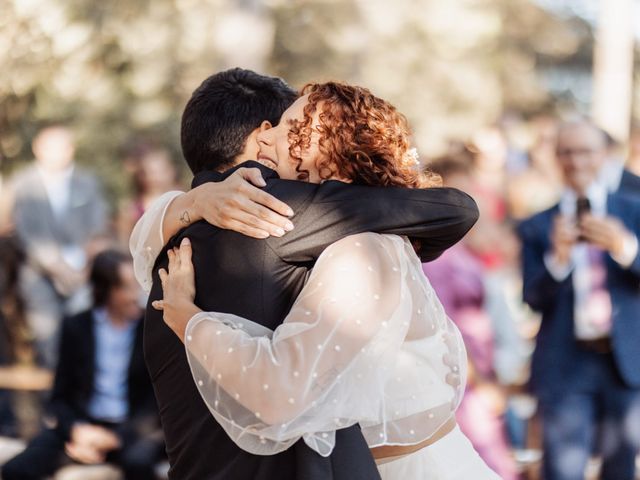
[87,308,137,423]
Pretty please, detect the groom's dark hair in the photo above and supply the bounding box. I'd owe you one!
[181,68,298,174]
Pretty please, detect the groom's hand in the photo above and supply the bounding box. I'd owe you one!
[188,167,295,239]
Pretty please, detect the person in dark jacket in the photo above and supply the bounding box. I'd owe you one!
[2,249,164,480]
[518,120,640,480]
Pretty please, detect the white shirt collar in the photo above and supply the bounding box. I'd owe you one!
[93,307,137,330]
[93,307,110,325]
[559,181,608,218]
[37,164,75,219]
[37,164,75,185]
[599,159,624,193]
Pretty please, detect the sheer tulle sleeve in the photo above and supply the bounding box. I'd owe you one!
[129,191,183,292]
[184,233,467,457]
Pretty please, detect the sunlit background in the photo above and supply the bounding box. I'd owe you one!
[1,0,639,198]
[2,1,640,479]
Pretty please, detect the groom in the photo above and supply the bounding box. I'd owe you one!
[144,68,479,479]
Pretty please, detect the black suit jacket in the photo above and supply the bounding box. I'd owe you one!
[49,310,159,441]
[144,162,479,480]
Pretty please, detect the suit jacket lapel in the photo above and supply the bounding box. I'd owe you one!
[619,169,640,194]
[538,204,560,248]
[62,170,87,241]
[82,311,97,397]
[607,193,623,217]
[27,167,62,240]
[127,320,144,390]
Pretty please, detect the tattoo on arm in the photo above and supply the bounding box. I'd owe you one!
[180,210,191,226]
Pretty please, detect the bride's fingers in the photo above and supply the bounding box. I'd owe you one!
[168,247,182,272]
[158,268,168,288]
[172,246,182,269]
[152,300,165,310]
[167,249,175,272]
[179,238,192,269]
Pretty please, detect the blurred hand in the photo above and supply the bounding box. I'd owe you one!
[190,167,294,239]
[71,423,120,450]
[66,423,121,463]
[476,381,508,415]
[153,238,201,342]
[65,441,104,464]
[550,214,579,265]
[579,214,630,257]
[50,265,85,296]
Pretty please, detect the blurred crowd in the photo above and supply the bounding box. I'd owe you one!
[0,114,640,479]
[0,126,180,479]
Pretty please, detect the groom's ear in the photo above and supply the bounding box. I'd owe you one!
[259,120,272,132]
[236,124,271,163]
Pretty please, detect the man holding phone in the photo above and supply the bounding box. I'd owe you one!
[518,119,640,480]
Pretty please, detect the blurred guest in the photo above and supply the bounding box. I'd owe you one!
[1,250,164,480]
[7,125,108,368]
[0,236,28,437]
[627,127,640,178]
[0,236,29,364]
[463,131,519,271]
[117,144,182,245]
[596,123,640,195]
[468,125,509,197]
[518,120,640,480]
[507,115,563,219]
[497,112,531,175]
[442,147,526,382]
[0,155,14,236]
[424,156,519,480]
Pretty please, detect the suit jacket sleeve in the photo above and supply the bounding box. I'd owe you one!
[130,165,478,286]
[10,171,62,270]
[618,196,640,278]
[82,173,109,238]
[47,317,83,441]
[518,217,569,313]
[266,179,479,263]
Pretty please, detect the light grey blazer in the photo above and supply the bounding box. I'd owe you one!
[11,164,108,270]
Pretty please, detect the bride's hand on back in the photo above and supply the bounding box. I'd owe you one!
[152,238,202,342]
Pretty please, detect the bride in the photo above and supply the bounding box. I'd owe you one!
[138,82,499,479]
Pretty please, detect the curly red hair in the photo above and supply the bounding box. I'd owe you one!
[287,82,440,188]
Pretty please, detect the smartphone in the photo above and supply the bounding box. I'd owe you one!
[576,197,590,241]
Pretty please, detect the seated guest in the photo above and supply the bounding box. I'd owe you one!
[0,236,27,437]
[2,250,164,480]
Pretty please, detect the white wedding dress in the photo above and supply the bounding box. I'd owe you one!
[130,192,500,479]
